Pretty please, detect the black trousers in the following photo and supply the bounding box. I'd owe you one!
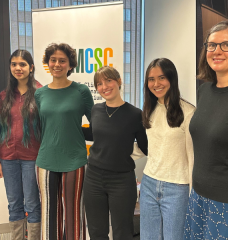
[84,164,137,240]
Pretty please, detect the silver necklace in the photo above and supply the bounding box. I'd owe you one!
[105,104,121,118]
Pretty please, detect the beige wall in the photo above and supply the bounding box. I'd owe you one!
[144,0,196,105]
[0,179,9,224]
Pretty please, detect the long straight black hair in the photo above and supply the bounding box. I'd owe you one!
[0,49,40,147]
[142,58,184,129]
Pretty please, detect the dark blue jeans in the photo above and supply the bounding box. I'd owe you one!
[84,164,137,240]
[1,160,41,223]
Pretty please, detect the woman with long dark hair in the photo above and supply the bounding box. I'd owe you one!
[0,49,42,240]
[140,58,195,240]
[184,20,228,239]
[35,43,93,240]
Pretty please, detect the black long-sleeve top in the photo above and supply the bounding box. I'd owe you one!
[83,102,148,172]
[190,82,228,203]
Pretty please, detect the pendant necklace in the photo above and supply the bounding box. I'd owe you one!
[105,103,121,118]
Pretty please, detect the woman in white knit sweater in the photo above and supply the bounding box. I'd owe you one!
[140,58,195,240]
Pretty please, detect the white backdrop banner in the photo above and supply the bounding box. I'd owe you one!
[32,2,123,154]
[1,2,124,225]
[32,2,123,105]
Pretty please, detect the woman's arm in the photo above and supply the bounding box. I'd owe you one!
[81,85,94,122]
[82,124,93,141]
[81,87,94,142]
[135,122,148,156]
[34,90,40,111]
[185,110,195,192]
[131,142,146,160]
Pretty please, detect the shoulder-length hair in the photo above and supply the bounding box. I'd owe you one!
[0,49,40,147]
[142,58,184,129]
[198,20,228,83]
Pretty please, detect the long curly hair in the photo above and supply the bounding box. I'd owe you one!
[142,58,184,129]
[0,49,40,147]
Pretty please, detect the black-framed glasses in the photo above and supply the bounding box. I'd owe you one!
[204,41,228,52]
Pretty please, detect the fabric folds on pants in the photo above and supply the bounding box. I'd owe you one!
[36,165,85,240]
[140,174,189,240]
[84,164,137,240]
[1,159,41,223]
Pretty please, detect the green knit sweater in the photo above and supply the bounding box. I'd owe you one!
[35,82,94,172]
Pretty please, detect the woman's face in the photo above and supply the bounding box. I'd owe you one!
[147,66,170,104]
[207,29,228,76]
[48,50,72,79]
[10,56,33,83]
[96,77,121,102]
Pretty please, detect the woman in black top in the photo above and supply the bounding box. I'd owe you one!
[83,66,147,240]
[184,20,228,239]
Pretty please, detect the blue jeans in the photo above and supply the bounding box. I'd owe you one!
[140,174,189,240]
[1,160,41,223]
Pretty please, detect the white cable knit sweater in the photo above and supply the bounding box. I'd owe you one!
[144,99,195,185]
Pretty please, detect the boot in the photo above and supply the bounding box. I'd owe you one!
[27,222,41,240]
[9,218,26,240]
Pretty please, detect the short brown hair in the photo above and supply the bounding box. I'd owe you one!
[198,20,228,83]
[43,43,77,77]
[94,66,121,89]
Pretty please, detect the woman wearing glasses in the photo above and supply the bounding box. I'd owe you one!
[184,20,228,239]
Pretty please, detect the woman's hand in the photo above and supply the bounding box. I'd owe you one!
[0,164,3,178]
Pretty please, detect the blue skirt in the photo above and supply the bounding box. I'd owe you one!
[184,188,228,240]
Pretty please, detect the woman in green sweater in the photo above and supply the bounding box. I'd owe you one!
[35,43,93,240]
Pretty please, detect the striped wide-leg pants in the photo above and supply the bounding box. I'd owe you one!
[36,166,85,240]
